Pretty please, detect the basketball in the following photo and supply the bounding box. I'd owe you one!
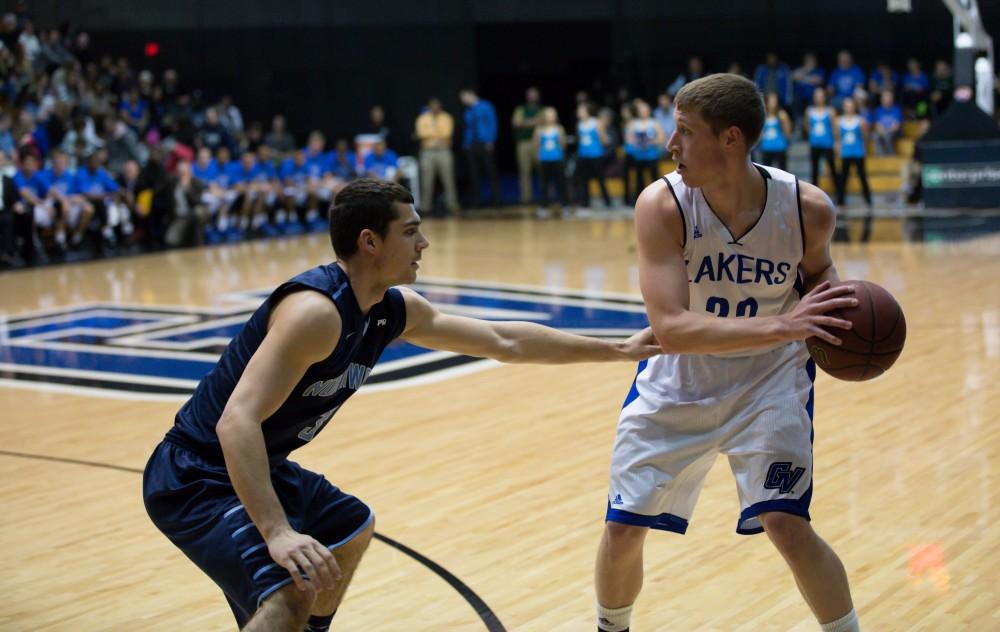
[806,280,906,381]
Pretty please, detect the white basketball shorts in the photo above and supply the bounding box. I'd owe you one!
[607,342,815,535]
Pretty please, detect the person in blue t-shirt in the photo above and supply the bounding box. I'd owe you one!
[76,148,130,248]
[41,149,94,248]
[328,139,357,184]
[901,58,930,118]
[13,152,58,247]
[532,107,568,214]
[362,139,399,182]
[827,50,865,110]
[279,148,311,229]
[872,91,903,155]
[867,61,899,103]
[141,178,658,631]
[459,87,500,207]
[791,52,827,124]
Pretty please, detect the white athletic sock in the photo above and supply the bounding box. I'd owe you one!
[820,608,859,632]
[596,603,632,632]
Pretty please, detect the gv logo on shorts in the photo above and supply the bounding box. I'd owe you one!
[763,462,806,494]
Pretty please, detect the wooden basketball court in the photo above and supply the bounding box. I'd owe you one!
[1,216,998,630]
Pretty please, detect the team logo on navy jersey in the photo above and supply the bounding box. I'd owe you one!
[0,278,648,399]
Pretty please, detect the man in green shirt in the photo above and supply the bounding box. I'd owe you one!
[511,86,543,204]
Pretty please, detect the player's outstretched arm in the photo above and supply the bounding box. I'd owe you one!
[398,287,660,364]
[216,290,344,593]
[635,181,858,354]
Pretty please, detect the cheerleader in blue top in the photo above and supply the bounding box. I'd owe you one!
[836,96,874,241]
[806,86,841,201]
[533,107,568,213]
[575,103,612,210]
[624,100,665,206]
[759,92,792,170]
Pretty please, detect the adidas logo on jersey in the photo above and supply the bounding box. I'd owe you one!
[612,494,624,505]
[693,225,703,239]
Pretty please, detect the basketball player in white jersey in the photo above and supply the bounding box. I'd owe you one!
[594,74,862,632]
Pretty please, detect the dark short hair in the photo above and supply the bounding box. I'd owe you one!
[329,178,414,258]
[675,73,765,151]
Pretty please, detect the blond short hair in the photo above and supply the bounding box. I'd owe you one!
[675,73,765,152]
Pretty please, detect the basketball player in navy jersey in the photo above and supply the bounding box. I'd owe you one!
[594,75,862,632]
[143,178,659,631]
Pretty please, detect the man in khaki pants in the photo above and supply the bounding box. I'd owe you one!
[512,86,542,204]
[415,97,459,215]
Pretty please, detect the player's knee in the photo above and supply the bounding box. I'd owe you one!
[603,521,648,558]
[259,583,314,626]
[759,512,812,558]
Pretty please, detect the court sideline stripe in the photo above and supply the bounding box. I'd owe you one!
[0,449,507,631]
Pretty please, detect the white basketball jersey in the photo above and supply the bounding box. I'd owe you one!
[631,164,809,405]
[666,164,804,357]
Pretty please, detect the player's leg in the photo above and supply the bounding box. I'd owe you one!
[597,386,720,632]
[725,358,859,631]
[758,512,856,629]
[244,583,314,632]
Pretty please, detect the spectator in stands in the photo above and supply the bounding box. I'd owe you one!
[0,151,28,267]
[0,112,16,159]
[162,68,181,109]
[828,50,865,109]
[102,112,144,173]
[668,56,705,97]
[575,102,611,211]
[901,58,930,118]
[806,86,840,198]
[867,60,899,103]
[511,86,543,204]
[653,92,675,139]
[243,120,264,152]
[415,96,459,215]
[623,99,664,206]
[753,52,793,109]
[363,138,400,182]
[13,151,55,253]
[264,114,296,155]
[119,85,149,134]
[930,59,953,118]
[42,148,93,250]
[76,148,129,249]
[18,19,40,69]
[873,91,903,156]
[460,87,499,207]
[116,158,145,245]
[759,92,792,170]
[0,12,21,53]
[163,158,208,248]
[835,97,873,240]
[59,113,101,161]
[329,138,357,183]
[363,105,390,145]
[217,94,244,139]
[39,28,73,73]
[198,107,236,155]
[532,106,567,217]
[792,52,826,125]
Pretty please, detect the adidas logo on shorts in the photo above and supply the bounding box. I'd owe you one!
[612,494,624,505]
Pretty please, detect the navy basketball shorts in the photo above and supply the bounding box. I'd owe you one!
[143,440,373,626]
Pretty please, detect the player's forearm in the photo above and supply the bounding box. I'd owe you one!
[493,321,629,364]
[216,415,291,540]
[802,263,840,294]
[652,310,788,355]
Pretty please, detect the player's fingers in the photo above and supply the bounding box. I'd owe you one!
[812,284,855,303]
[811,326,843,345]
[303,548,335,590]
[815,316,853,330]
[313,542,343,583]
[281,557,308,592]
[806,280,832,296]
[291,551,319,589]
[814,296,859,313]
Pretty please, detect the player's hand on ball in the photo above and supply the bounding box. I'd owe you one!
[623,327,662,360]
[267,527,342,592]
[781,281,858,345]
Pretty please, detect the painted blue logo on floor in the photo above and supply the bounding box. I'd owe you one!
[0,279,648,398]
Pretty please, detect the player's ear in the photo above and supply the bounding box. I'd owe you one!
[723,125,742,149]
[358,229,378,253]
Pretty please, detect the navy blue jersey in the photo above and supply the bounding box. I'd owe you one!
[164,263,407,464]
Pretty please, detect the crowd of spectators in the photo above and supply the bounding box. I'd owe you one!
[0,3,977,269]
